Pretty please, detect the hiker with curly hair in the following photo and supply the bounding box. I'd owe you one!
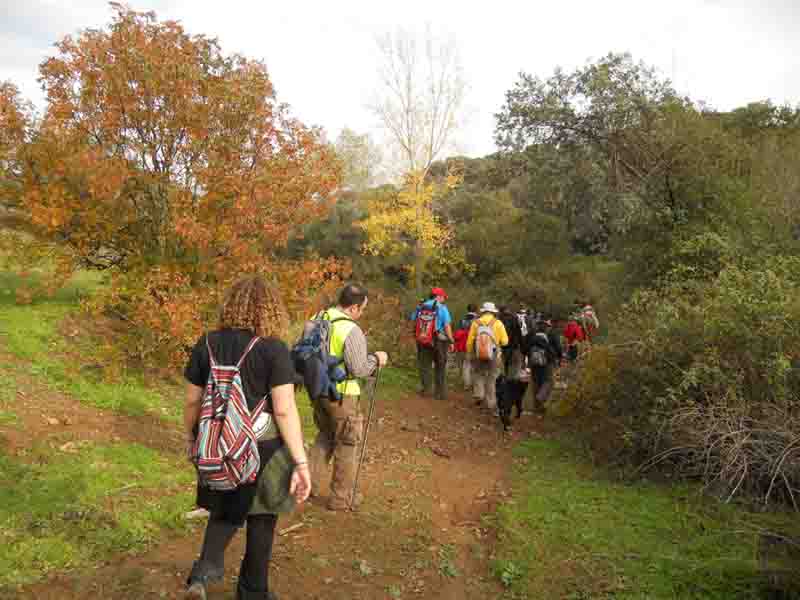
[183,275,310,600]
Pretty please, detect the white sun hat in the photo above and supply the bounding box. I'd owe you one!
[479,302,499,314]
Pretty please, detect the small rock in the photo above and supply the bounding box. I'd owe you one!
[59,441,83,453]
[47,417,60,426]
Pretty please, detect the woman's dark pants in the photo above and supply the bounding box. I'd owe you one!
[189,512,278,598]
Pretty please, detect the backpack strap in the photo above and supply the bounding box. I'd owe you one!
[328,316,357,381]
[236,336,262,369]
[205,334,217,367]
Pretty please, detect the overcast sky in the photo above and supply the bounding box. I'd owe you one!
[1,0,798,157]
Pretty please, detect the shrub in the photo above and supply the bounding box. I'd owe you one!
[573,254,800,506]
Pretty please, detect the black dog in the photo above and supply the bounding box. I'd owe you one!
[496,375,528,431]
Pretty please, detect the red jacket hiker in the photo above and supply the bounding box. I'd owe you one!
[453,328,469,353]
[564,320,586,345]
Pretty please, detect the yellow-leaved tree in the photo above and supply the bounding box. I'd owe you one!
[357,170,471,290]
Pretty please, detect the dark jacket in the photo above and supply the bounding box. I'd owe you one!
[499,310,521,350]
[528,330,563,365]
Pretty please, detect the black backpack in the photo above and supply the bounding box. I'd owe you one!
[528,332,551,367]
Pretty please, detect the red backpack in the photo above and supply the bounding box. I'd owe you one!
[453,328,468,353]
[414,302,438,347]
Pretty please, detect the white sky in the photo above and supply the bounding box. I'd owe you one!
[2,0,799,157]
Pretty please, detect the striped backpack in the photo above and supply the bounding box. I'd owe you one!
[191,335,266,491]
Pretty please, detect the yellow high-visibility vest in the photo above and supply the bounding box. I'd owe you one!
[323,308,360,396]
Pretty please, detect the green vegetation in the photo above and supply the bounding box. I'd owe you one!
[0,269,180,421]
[493,438,800,599]
[0,442,194,587]
[0,264,197,588]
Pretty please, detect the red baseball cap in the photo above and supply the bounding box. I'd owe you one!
[431,287,448,299]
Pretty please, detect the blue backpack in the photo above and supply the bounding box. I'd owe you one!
[291,311,353,402]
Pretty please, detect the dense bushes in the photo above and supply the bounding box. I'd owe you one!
[571,254,800,505]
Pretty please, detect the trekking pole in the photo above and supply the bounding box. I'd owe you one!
[350,365,382,510]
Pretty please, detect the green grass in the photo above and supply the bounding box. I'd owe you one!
[0,266,195,588]
[0,270,180,420]
[0,442,194,587]
[493,438,800,599]
[0,380,19,427]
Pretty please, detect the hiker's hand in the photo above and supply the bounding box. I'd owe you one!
[375,351,388,367]
[448,344,455,353]
[290,464,311,503]
[185,437,195,463]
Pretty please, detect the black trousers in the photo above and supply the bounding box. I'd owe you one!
[502,347,514,376]
[417,341,449,399]
[532,364,554,408]
[191,512,278,597]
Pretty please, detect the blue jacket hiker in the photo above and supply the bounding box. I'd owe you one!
[413,287,454,400]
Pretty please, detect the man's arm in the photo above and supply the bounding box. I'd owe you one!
[497,321,509,347]
[342,326,387,376]
[441,306,454,343]
[466,321,477,353]
[443,323,454,342]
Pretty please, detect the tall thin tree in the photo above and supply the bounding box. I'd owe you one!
[370,27,467,295]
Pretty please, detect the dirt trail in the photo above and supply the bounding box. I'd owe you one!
[5,383,545,600]
[0,351,182,457]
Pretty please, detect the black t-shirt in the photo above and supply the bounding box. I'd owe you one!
[183,328,295,413]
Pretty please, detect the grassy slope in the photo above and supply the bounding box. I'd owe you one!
[0,269,200,587]
[492,438,800,599]
[0,270,180,420]
[0,443,194,587]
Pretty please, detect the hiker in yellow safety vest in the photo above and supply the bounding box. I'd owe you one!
[307,283,388,512]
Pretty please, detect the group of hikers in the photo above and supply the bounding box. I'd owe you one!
[179,275,597,599]
[411,287,599,429]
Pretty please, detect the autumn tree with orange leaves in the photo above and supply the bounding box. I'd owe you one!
[0,82,32,210]
[9,4,344,366]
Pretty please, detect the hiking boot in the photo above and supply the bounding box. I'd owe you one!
[326,493,364,512]
[186,560,224,586]
[185,581,207,600]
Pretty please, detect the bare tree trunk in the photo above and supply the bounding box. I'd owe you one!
[414,238,423,298]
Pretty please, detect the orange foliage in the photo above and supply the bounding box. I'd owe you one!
[0,81,32,207]
[15,5,344,366]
